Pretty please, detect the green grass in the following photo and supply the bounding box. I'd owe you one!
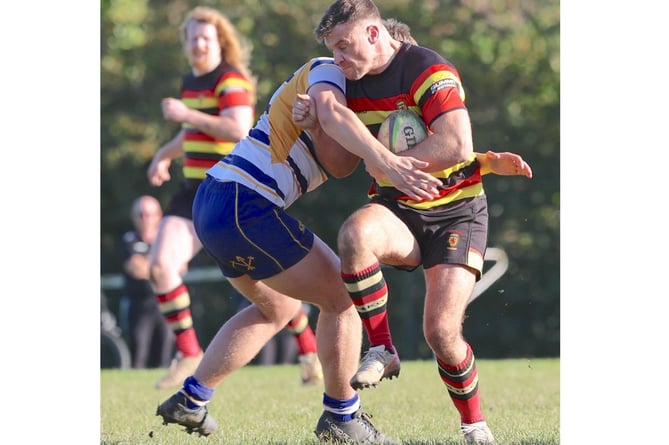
[100,358,559,444]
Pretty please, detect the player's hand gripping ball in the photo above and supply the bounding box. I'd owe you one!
[377,109,429,153]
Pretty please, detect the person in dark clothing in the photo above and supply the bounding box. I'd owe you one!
[119,195,174,369]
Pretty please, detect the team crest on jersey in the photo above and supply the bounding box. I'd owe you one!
[447,233,460,250]
[231,256,255,271]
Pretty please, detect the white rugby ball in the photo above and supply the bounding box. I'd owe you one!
[377,109,429,153]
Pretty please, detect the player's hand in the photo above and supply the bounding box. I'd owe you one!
[147,157,171,186]
[367,155,442,201]
[481,151,533,178]
[292,93,319,129]
[161,97,190,123]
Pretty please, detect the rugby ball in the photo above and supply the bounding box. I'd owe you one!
[377,109,429,153]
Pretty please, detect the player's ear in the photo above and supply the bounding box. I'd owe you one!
[367,24,379,43]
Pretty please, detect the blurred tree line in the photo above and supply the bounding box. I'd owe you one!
[101,0,559,359]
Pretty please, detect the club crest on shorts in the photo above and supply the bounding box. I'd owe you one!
[448,233,459,250]
[231,256,256,271]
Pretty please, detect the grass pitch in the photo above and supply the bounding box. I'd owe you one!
[100,358,559,444]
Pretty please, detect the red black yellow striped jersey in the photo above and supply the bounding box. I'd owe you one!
[180,61,254,183]
[345,42,483,210]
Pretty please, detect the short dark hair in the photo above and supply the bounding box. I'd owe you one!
[315,0,381,42]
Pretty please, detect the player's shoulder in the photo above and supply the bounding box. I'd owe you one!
[291,57,338,79]
[400,43,461,81]
[308,57,337,70]
[213,63,252,87]
[402,42,448,65]
[305,57,344,87]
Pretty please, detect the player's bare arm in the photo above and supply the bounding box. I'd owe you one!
[401,109,474,172]
[408,121,532,179]
[297,95,533,181]
[147,130,186,186]
[292,89,359,178]
[295,90,442,201]
[162,97,253,141]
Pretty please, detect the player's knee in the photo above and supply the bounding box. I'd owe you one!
[337,220,371,257]
[424,324,461,357]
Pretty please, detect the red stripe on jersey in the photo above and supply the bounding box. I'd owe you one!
[421,87,466,127]
[434,168,482,197]
[412,63,452,91]
[220,89,255,108]
[346,95,413,113]
[376,167,482,203]
[184,158,217,169]
[184,132,216,142]
[182,90,215,99]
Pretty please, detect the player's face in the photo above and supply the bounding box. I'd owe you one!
[324,21,375,81]
[184,21,222,75]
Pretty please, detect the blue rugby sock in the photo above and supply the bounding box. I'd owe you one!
[322,392,360,421]
[181,375,214,409]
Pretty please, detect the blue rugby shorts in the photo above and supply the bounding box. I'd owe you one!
[192,176,314,280]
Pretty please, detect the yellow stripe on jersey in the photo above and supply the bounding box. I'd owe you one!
[267,66,310,162]
[414,70,465,105]
[183,140,236,155]
[183,166,209,179]
[428,154,477,179]
[356,109,388,127]
[376,153,475,187]
[182,96,218,109]
[267,59,344,163]
[357,105,424,129]
[215,77,253,96]
[375,154,482,209]
[399,183,484,210]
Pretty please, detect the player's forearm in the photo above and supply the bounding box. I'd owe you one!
[182,108,251,141]
[155,133,185,160]
[317,100,394,169]
[405,138,472,171]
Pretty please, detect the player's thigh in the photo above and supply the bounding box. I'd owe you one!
[263,236,352,314]
[338,203,420,265]
[228,275,304,323]
[151,215,201,267]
